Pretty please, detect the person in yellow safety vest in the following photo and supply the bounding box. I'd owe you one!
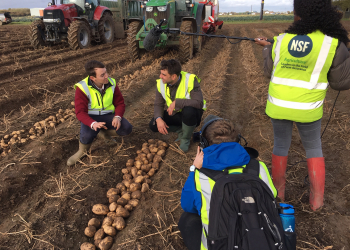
[149,59,207,152]
[179,115,277,250]
[67,60,133,166]
[255,0,350,211]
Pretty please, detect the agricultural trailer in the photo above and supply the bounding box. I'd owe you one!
[28,0,143,50]
[198,0,223,33]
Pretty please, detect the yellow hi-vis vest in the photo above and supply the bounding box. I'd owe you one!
[194,162,277,250]
[74,76,117,115]
[266,30,338,123]
[156,71,207,111]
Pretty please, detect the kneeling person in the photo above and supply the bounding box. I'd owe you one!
[149,59,206,152]
[67,60,132,166]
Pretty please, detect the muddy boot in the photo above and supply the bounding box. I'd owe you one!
[168,126,182,142]
[98,129,117,141]
[179,123,196,153]
[67,142,92,166]
[307,157,325,211]
[271,154,288,201]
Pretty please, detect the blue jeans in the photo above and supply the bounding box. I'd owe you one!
[80,114,132,144]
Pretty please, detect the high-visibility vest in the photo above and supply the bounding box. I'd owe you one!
[74,76,116,115]
[156,71,207,111]
[266,30,338,123]
[194,162,277,250]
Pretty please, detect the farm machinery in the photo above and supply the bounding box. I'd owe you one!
[127,0,223,62]
[28,0,144,49]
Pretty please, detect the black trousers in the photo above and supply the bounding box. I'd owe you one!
[178,212,202,250]
[149,106,203,132]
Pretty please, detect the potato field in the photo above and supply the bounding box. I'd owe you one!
[1,22,350,250]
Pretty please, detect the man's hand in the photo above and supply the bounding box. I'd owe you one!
[112,117,121,131]
[254,37,271,46]
[193,146,204,169]
[92,122,107,131]
[167,100,176,116]
[156,118,169,135]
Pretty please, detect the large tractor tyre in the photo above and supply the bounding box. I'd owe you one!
[29,20,46,49]
[127,21,143,62]
[98,13,114,44]
[68,21,91,50]
[179,21,194,63]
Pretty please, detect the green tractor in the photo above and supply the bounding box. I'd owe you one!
[127,0,205,62]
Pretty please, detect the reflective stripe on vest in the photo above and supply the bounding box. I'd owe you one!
[194,162,277,250]
[75,77,116,115]
[267,31,338,122]
[157,71,207,110]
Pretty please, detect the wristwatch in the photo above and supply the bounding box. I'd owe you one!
[190,165,196,172]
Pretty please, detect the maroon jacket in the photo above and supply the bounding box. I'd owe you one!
[75,78,126,127]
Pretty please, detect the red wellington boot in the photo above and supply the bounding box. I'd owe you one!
[271,154,288,201]
[307,157,325,211]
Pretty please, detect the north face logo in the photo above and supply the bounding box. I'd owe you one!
[242,197,255,203]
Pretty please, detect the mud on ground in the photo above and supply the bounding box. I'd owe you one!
[0,21,350,249]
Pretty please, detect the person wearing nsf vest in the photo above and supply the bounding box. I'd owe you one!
[179,115,277,250]
[149,59,206,152]
[255,0,350,211]
[67,60,133,166]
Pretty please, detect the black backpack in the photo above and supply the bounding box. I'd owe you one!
[198,158,287,250]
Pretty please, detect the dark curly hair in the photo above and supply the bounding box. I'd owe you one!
[286,0,349,45]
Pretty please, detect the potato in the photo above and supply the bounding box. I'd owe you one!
[148,168,155,177]
[152,162,159,170]
[145,179,152,185]
[141,183,150,193]
[80,242,96,250]
[153,155,162,163]
[131,167,138,177]
[142,142,148,148]
[109,202,118,212]
[126,159,134,167]
[143,159,149,165]
[84,226,96,237]
[113,217,126,230]
[136,150,142,154]
[121,168,129,174]
[134,176,144,184]
[123,174,132,181]
[141,164,151,172]
[103,226,117,236]
[106,188,119,198]
[128,199,139,207]
[144,175,150,179]
[135,156,140,161]
[157,140,164,145]
[88,218,100,228]
[161,142,169,148]
[98,236,113,250]
[124,204,133,211]
[108,194,120,203]
[157,149,166,157]
[102,217,113,228]
[146,153,153,161]
[150,147,158,153]
[148,139,155,144]
[107,212,118,219]
[142,148,150,154]
[117,198,128,206]
[94,228,104,240]
[129,182,141,192]
[131,190,142,199]
[115,206,130,218]
[116,183,126,192]
[92,204,109,215]
[122,179,133,188]
[121,193,131,201]
[30,135,37,139]
[135,160,142,169]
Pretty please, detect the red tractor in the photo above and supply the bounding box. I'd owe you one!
[28,0,116,49]
[197,0,223,33]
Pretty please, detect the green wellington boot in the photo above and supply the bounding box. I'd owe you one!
[179,123,196,153]
[67,142,92,166]
[98,129,117,141]
[168,126,183,142]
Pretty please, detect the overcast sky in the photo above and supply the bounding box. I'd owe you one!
[0,0,294,12]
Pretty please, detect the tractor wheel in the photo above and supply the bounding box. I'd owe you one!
[98,12,114,44]
[179,20,194,63]
[68,21,91,50]
[127,21,143,62]
[28,20,46,49]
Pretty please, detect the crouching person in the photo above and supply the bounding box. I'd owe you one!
[149,59,206,152]
[179,115,277,250]
[67,60,132,166]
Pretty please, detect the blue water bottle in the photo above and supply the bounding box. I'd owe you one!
[279,203,295,233]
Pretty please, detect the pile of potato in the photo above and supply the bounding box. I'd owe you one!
[0,103,75,158]
[80,139,169,250]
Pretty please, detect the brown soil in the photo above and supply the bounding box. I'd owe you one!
[1,21,350,250]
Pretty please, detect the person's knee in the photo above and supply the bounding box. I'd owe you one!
[117,120,133,136]
[182,107,198,126]
[80,133,95,144]
[149,118,158,132]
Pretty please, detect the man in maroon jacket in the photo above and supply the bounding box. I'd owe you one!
[67,60,132,166]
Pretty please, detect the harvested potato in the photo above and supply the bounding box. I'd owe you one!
[129,182,141,192]
[157,149,166,157]
[94,240,101,248]
[126,159,134,168]
[131,190,142,199]
[152,162,159,170]
[88,218,100,228]
[113,217,126,230]
[135,156,140,161]
[135,160,142,169]
[117,198,128,206]
[150,147,158,153]
[143,159,149,165]
[141,183,150,193]
[128,199,139,207]
[108,194,120,203]
[94,228,104,240]
[106,188,119,198]
[123,174,132,181]
[145,179,152,185]
[146,153,154,161]
[84,226,96,237]
[115,206,130,218]
[102,217,113,228]
[153,155,162,163]
[123,179,133,188]
[161,142,169,148]
[80,242,96,250]
[124,204,133,211]
[92,204,109,215]
[148,139,155,144]
[141,164,150,172]
[121,168,129,174]
[142,142,148,148]
[103,226,117,236]
[121,193,131,201]
[144,175,150,179]
[107,212,118,219]
[109,202,118,212]
[131,167,138,177]
[134,176,144,184]
[142,148,150,154]
[148,168,155,177]
[99,236,113,250]
[30,135,37,139]
[116,183,126,192]
[136,150,142,154]
[157,140,164,145]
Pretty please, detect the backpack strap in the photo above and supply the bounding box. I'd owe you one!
[243,158,260,176]
[198,168,228,182]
